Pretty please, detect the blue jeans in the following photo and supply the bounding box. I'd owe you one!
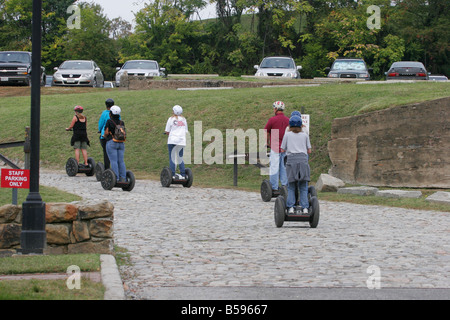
[269,150,287,190]
[106,140,126,180]
[168,144,185,176]
[287,180,309,209]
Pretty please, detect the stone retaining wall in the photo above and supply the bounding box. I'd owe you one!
[0,200,114,255]
[328,97,450,188]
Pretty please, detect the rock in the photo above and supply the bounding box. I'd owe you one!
[337,186,379,196]
[78,201,114,220]
[0,224,20,249]
[425,191,450,205]
[315,174,345,192]
[45,203,78,223]
[68,239,113,254]
[46,224,70,245]
[376,190,422,199]
[0,205,21,223]
[72,221,90,242]
[89,219,113,238]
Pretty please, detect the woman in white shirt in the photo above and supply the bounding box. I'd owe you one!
[165,105,188,179]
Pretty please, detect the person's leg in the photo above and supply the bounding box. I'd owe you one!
[299,180,309,210]
[81,143,88,165]
[106,140,119,178]
[177,146,185,176]
[286,181,297,208]
[168,144,176,176]
[279,152,287,186]
[100,137,110,169]
[269,149,280,190]
[117,143,127,181]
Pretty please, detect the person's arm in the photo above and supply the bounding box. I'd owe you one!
[66,116,77,131]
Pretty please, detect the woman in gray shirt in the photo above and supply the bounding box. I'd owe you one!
[281,115,312,214]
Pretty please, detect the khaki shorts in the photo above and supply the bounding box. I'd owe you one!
[73,141,88,150]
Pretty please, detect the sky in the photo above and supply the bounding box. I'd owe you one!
[87,0,217,26]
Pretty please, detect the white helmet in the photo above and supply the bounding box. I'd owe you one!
[110,105,121,115]
[273,101,285,110]
[173,105,183,115]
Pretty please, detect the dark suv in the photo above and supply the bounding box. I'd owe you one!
[0,51,46,86]
[325,58,372,80]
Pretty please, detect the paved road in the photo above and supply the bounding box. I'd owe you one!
[40,170,450,300]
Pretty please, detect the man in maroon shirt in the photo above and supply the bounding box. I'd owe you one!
[264,101,289,191]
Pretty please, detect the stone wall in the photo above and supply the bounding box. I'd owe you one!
[328,97,450,188]
[0,200,114,255]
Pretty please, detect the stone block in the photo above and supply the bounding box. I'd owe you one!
[46,224,71,245]
[0,205,21,223]
[0,224,20,249]
[45,203,78,223]
[426,191,450,205]
[337,186,379,196]
[78,201,114,220]
[68,239,113,254]
[72,221,90,242]
[315,174,345,192]
[376,190,422,199]
[89,219,113,238]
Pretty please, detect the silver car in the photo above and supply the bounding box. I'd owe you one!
[115,60,165,86]
[254,56,302,79]
[52,60,104,87]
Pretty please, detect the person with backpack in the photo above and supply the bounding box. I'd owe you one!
[66,105,90,167]
[165,105,188,179]
[103,105,127,182]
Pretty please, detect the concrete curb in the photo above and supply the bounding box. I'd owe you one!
[100,254,125,300]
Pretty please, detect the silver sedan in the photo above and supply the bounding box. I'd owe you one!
[52,60,104,87]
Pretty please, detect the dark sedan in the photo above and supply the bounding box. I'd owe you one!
[386,61,429,80]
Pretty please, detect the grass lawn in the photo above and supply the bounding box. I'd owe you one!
[0,254,104,300]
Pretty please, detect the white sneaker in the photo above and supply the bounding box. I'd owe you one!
[288,207,295,214]
[302,208,309,214]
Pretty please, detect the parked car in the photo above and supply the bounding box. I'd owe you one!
[115,60,165,87]
[325,57,372,80]
[103,81,115,88]
[428,75,448,81]
[0,51,46,86]
[52,60,104,87]
[385,61,429,80]
[254,56,302,79]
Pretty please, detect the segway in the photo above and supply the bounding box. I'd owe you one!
[65,157,96,177]
[101,168,135,192]
[95,162,105,181]
[160,167,193,188]
[261,179,288,202]
[274,186,320,228]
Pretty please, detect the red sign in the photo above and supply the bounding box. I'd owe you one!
[1,168,30,189]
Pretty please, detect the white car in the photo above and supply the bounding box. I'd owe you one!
[254,56,302,79]
[52,60,104,87]
[115,60,165,87]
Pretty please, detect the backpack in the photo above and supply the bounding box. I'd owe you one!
[113,121,126,142]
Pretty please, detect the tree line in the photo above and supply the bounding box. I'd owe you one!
[1,0,448,80]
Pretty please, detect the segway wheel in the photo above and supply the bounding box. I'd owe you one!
[160,167,172,187]
[280,185,288,200]
[308,185,318,201]
[261,179,272,202]
[183,168,193,188]
[65,158,78,177]
[274,196,286,228]
[95,162,105,181]
[85,157,96,176]
[309,196,320,228]
[122,171,136,192]
[101,169,116,190]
